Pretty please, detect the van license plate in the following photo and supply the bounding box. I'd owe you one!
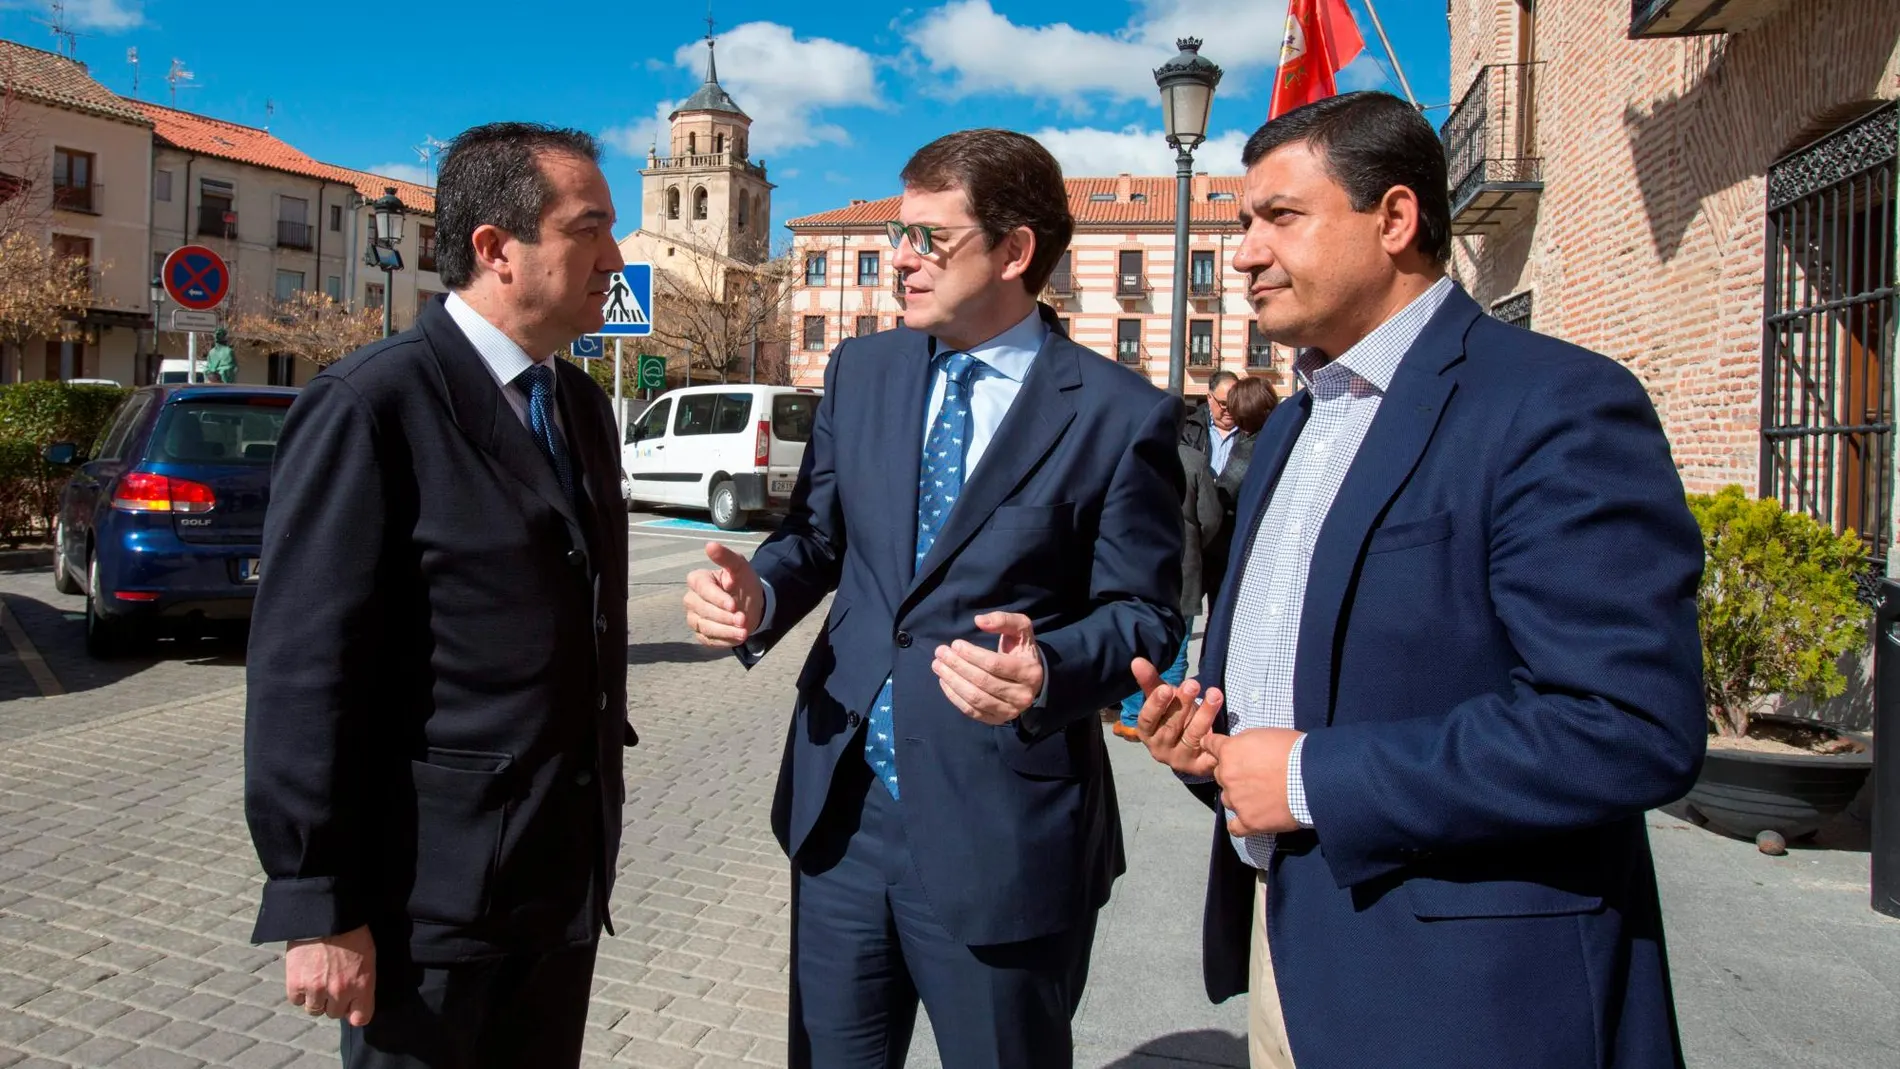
[769,476,796,496]
[240,558,262,582]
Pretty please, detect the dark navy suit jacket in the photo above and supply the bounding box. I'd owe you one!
[741,309,1186,946]
[1193,286,1704,1068]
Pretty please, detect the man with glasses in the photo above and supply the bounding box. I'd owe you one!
[683,129,1185,1069]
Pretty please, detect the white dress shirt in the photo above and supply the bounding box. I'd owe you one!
[1208,424,1241,476]
[1223,275,1456,870]
[443,291,564,435]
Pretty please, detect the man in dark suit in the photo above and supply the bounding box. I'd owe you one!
[1136,92,1705,1068]
[684,130,1185,1069]
[245,123,633,1068]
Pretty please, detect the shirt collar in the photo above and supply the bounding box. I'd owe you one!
[933,308,1047,383]
[1212,424,1240,442]
[1293,275,1457,395]
[445,291,557,393]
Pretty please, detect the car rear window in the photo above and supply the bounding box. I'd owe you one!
[772,395,816,443]
[147,398,292,465]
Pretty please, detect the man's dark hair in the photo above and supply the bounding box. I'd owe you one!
[1241,92,1451,264]
[1206,370,1240,394]
[900,129,1075,294]
[434,123,603,290]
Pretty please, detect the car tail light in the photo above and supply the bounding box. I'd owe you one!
[112,471,216,514]
[755,420,770,468]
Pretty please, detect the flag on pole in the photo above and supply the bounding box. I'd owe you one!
[1268,0,1367,120]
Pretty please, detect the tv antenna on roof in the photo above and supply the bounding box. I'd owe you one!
[413,135,448,186]
[165,58,197,107]
[126,47,140,97]
[38,0,90,58]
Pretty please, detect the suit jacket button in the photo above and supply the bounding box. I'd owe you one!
[596,614,607,634]
[895,631,912,648]
[566,549,587,568]
[575,770,594,787]
[596,693,607,710]
[846,711,862,728]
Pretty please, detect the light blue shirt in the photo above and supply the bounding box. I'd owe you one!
[1208,424,1241,476]
[754,309,1048,636]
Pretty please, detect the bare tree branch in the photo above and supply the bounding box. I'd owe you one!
[227,288,382,368]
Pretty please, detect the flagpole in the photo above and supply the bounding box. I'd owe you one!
[1358,0,1418,109]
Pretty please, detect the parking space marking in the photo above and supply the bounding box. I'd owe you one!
[0,596,64,697]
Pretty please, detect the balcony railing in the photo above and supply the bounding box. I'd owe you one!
[1188,344,1213,368]
[1046,271,1075,297]
[1441,63,1544,235]
[1630,0,1790,38]
[1116,343,1142,365]
[198,206,237,239]
[1189,278,1219,297]
[1116,273,1148,297]
[1246,343,1272,369]
[277,220,313,249]
[646,151,769,179]
[52,181,99,214]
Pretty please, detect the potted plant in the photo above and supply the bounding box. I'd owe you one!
[1683,485,1874,846]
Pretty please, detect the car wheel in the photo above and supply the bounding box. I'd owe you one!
[710,480,748,531]
[84,553,147,658]
[51,521,80,595]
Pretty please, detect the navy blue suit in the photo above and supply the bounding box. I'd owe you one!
[741,308,1185,1067]
[1194,287,1704,1068]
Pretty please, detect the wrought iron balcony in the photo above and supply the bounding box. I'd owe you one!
[52,181,99,214]
[1045,271,1075,298]
[277,220,313,250]
[1441,63,1544,235]
[198,206,237,239]
[1116,342,1142,365]
[1116,273,1148,298]
[1630,0,1790,38]
[1189,278,1220,298]
[1188,344,1213,368]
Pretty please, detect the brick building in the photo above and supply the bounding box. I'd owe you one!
[1444,0,1900,564]
[783,174,1294,396]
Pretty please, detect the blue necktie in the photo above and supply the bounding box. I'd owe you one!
[866,350,980,799]
[518,364,575,507]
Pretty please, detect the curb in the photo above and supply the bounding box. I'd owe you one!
[0,548,52,571]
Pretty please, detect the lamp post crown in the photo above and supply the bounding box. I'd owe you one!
[1154,37,1223,150]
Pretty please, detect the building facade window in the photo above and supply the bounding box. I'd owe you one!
[1190,250,1217,294]
[805,252,827,286]
[199,178,236,238]
[687,133,698,155]
[155,169,173,203]
[364,282,385,310]
[1247,321,1272,368]
[1116,319,1142,364]
[325,276,342,301]
[52,147,95,212]
[1490,291,1532,329]
[693,187,708,220]
[1189,319,1214,366]
[329,203,343,231]
[274,270,305,302]
[854,315,878,338]
[1048,251,1074,294]
[803,315,826,350]
[268,353,297,387]
[1117,250,1144,295]
[667,187,681,220]
[278,196,312,249]
[418,224,438,273]
[857,251,880,287]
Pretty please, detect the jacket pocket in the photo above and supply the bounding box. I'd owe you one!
[989,501,1074,531]
[406,749,512,926]
[1406,876,1604,920]
[995,722,1077,779]
[1366,511,1453,554]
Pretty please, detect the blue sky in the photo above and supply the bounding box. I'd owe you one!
[2,0,1450,238]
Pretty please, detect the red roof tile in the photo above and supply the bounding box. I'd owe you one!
[786,176,1247,230]
[133,101,435,215]
[0,39,150,125]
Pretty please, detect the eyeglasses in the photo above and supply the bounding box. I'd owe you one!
[885,221,982,256]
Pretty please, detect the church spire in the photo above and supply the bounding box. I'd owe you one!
[704,3,719,85]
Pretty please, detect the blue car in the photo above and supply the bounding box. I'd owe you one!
[46,384,298,656]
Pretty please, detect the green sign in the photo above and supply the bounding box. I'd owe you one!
[637,354,666,391]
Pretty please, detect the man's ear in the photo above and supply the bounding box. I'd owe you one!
[996,226,1037,283]
[470,224,513,283]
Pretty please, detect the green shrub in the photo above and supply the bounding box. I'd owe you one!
[0,381,129,543]
[1688,485,1872,737]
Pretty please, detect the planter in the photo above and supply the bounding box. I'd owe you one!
[1685,715,1872,841]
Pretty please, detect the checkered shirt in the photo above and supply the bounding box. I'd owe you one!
[1223,276,1455,870]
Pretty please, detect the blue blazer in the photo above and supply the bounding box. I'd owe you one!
[743,309,1187,946]
[1194,286,1704,1068]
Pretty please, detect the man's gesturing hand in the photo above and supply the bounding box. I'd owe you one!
[933,612,1044,725]
[1132,657,1220,778]
[284,924,375,1026]
[684,542,765,647]
[1201,728,1304,836]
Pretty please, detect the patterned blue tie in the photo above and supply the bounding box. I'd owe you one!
[865,350,981,799]
[518,364,575,507]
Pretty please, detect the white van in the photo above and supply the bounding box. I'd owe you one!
[157,358,193,384]
[621,384,821,529]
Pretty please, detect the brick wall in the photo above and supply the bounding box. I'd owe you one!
[1447,0,1900,504]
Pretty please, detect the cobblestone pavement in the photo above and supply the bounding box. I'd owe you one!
[0,510,1895,1068]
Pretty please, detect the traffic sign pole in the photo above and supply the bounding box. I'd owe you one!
[613,339,624,443]
[187,331,198,385]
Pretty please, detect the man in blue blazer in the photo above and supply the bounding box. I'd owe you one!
[1136,92,1705,1068]
[684,130,1185,1069]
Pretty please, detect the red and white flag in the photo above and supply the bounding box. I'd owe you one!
[1268,0,1367,120]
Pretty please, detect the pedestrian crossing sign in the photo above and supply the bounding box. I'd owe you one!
[597,264,653,337]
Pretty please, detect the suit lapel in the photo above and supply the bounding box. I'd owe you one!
[419,302,582,530]
[902,335,1080,607]
[877,331,934,598]
[1292,294,1475,730]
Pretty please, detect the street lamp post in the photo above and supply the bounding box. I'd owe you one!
[365,187,407,338]
[1153,38,1222,397]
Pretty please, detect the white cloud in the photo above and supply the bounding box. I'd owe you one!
[365,162,430,186]
[1032,126,1252,177]
[66,0,143,31]
[1336,54,1389,93]
[667,22,881,156]
[602,101,675,158]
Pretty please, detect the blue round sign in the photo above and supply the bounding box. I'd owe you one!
[162,245,230,311]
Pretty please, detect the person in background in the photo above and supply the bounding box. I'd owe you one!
[203,328,236,384]
[1181,369,1238,456]
[1111,441,1222,741]
[1203,375,1276,615]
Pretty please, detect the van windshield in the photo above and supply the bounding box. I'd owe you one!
[772,395,816,442]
